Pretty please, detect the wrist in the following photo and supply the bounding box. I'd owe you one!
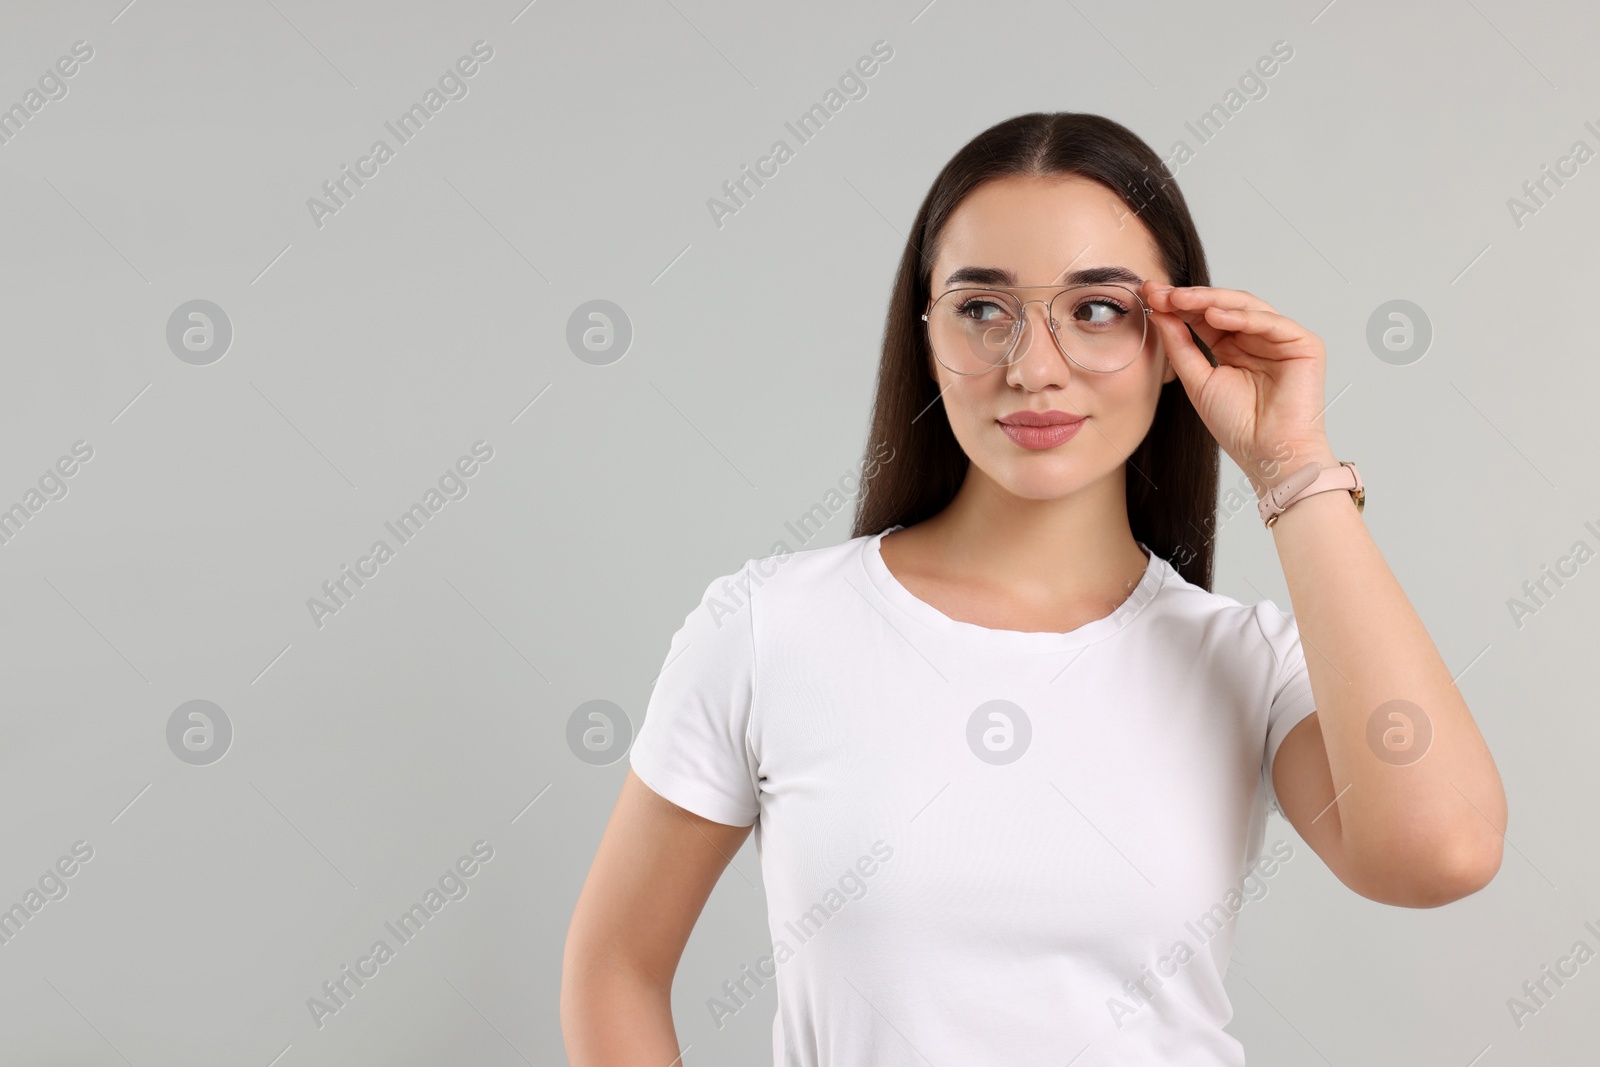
[1246,440,1339,501]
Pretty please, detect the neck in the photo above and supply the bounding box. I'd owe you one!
[919,463,1148,603]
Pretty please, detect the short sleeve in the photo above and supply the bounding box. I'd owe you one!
[628,561,761,827]
[1251,599,1319,819]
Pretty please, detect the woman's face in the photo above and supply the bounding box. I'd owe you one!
[926,173,1177,501]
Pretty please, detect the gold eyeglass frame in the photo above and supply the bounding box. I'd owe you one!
[920,282,1155,376]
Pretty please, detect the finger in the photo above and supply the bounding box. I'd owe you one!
[1145,283,1275,315]
[1142,286,1218,338]
[1153,308,1273,375]
[1151,307,1216,387]
[1168,285,1275,313]
[1197,305,1308,346]
[1140,287,1235,354]
[1147,298,1228,354]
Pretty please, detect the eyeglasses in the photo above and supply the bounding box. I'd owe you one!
[921,282,1154,376]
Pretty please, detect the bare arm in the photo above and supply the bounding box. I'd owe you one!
[1267,442,1507,908]
[562,768,755,1066]
[1140,282,1506,908]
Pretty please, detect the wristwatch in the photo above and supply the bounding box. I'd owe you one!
[1259,461,1365,527]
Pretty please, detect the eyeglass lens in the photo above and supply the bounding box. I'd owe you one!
[925,284,1147,374]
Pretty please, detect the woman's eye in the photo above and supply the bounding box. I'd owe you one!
[1076,300,1124,323]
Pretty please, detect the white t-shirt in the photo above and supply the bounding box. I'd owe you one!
[629,524,1318,1066]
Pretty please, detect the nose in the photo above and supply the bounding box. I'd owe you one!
[1005,298,1071,385]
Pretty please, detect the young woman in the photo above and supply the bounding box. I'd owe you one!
[562,112,1507,1066]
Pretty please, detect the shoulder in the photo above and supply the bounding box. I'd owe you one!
[1145,558,1294,669]
[747,530,873,586]
[684,530,879,626]
[733,530,877,616]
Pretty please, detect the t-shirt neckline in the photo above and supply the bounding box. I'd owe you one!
[858,523,1168,654]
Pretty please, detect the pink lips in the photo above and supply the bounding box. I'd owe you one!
[997,410,1086,450]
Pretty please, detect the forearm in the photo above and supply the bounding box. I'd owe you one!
[562,964,685,1066]
[1262,440,1507,900]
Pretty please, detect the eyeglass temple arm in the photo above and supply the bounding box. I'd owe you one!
[1184,323,1218,367]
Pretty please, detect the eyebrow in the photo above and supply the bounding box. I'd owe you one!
[940,264,1145,288]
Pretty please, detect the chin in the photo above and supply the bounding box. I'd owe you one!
[988,458,1091,501]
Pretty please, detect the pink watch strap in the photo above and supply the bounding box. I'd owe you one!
[1258,461,1364,527]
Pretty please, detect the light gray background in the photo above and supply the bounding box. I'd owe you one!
[1,0,1595,1063]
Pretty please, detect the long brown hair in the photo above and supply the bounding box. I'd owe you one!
[849,111,1221,592]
